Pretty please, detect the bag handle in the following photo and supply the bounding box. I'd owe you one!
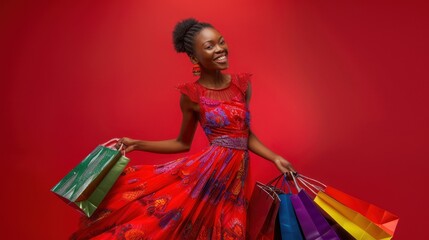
[280,173,292,194]
[297,178,320,195]
[290,173,320,196]
[256,182,281,201]
[299,177,324,192]
[290,172,302,192]
[266,173,283,186]
[102,138,119,147]
[101,138,126,156]
[297,174,327,189]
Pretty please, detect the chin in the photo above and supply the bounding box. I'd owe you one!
[219,64,229,70]
[204,63,229,71]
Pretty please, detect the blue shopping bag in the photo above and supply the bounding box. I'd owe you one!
[278,193,304,240]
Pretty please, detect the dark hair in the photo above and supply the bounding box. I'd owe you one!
[172,18,213,56]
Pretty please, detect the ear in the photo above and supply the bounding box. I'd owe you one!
[190,55,199,64]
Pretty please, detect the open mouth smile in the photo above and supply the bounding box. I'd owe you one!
[214,55,228,63]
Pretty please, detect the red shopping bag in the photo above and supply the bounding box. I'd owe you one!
[324,186,398,235]
[247,176,282,240]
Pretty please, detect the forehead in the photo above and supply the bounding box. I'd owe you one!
[194,28,222,44]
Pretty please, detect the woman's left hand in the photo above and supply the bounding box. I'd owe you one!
[273,156,296,173]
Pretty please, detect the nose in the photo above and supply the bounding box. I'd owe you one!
[214,44,225,53]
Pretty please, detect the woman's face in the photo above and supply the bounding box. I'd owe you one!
[192,27,229,72]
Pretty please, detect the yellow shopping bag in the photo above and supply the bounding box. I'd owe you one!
[314,191,392,240]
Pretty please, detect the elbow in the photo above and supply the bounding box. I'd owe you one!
[180,145,191,153]
[183,144,191,152]
[178,142,191,153]
[176,138,192,153]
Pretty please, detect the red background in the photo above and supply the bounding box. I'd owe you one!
[1,1,428,239]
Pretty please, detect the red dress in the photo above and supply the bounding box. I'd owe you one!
[71,73,252,240]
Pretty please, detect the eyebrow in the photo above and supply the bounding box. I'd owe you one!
[201,36,224,46]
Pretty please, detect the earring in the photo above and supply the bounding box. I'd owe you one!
[192,63,201,76]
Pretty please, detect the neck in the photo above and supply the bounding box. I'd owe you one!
[199,70,225,87]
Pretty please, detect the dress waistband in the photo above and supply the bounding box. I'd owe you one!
[210,136,248,150]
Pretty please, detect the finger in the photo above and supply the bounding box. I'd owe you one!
[124,145,134,153]
[282,165,292,173]
[115,141,124,150]
[287,168,296,176]
[281,167,292,174]
[283,162,296,173]
[284,172,294,180]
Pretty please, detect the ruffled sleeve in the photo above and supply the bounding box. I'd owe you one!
[234,72,252,94]
[176,82,199,103]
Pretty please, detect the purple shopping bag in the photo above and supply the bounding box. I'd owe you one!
[290,189,340,240]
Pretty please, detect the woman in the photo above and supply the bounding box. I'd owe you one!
[71,18,295,240]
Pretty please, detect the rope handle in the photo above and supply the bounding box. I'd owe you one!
[256,184,275,200]
[101,138,126,156]
[290,172,301,192]
[256,182,281,201]
[280,173,292,194]
[297,178,319,195]
[266,173,284,186]
[264,173,288,196]
[299,177,324,192]
[289,173,320,196]
[298,178,323,192]
[297,174,327,189]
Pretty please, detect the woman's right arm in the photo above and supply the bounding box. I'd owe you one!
[118,94,199,154]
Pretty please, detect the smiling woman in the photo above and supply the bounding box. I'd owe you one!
[69,18,295,240]
[2,0,426,238]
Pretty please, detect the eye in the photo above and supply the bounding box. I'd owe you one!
[219,39,225,45]
[205,45,213,50]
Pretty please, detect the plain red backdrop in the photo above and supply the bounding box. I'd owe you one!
[1,0,428,239]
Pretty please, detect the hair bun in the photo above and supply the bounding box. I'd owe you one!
[172,18,199,53]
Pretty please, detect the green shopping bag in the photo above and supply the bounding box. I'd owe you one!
[51,139,129,217]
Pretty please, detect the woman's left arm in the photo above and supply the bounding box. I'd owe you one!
[245,82,296,173]
[248,131,295,173]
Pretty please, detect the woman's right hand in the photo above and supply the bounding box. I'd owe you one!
[116,137,139,153]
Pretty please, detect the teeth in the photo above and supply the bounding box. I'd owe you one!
[216,56,226,61]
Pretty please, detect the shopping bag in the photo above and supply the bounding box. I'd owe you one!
[290,174,340,240]
[278,194,305,239]
[325,186,398,235]
[315,191,392,240]
[74,155,129,217]
[277,175,304,240]
[51,139,129,217]
[297,174,398,239]
[321,210,355,239]
[247,176,281,240]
